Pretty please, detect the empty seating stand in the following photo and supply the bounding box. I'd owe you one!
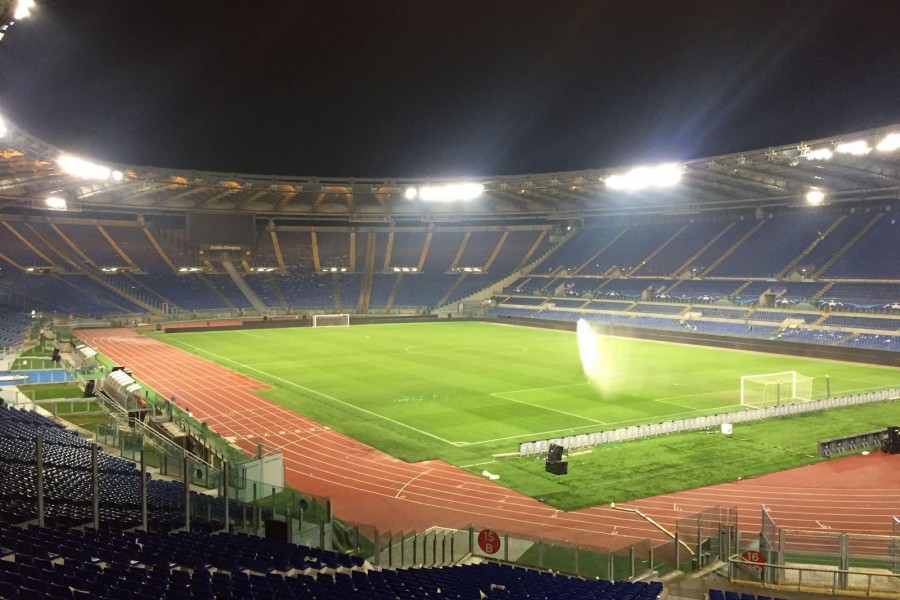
[0,524,664,600]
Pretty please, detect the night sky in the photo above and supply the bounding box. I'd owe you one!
[1,1,899,178]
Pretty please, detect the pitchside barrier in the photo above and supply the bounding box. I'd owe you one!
[729,508,900,597]
[518,388,899,456]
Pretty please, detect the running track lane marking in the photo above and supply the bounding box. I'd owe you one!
[396,469,433,498]
[160,336,463,446]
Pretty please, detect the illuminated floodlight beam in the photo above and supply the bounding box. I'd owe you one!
[0,114,6,138]
[14,0,36,20]
[834,140,871,156]
[876,133,900,153]
[605,163,682,190]
[406,182,484,202]
[57,154,124,181]
[805,188,825,206]
[804,147,833,161]
[45,196,67,210]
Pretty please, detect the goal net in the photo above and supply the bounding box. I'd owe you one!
[740,371,813,408]
[312,313,350,327]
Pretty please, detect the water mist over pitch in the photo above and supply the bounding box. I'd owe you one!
[577,319,606,382]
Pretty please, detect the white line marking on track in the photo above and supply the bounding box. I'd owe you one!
[396,469,432,499]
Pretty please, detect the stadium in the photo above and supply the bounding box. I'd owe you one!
[0,1,898,599]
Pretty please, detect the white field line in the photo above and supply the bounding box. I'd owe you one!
[489,391,607,426]
[651,389,732,410]
[162,337,463,446]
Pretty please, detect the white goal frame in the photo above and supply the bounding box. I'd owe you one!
[740,371,813,407]
[312,313,350,327]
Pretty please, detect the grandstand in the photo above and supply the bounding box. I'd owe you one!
[1,3,900,599]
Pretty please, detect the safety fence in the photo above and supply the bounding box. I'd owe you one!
[729,554,900,598]
[730,507,900,597]
[518,388,899,456]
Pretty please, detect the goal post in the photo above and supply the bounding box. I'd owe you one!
[312,313,350,328]
[741,371,813,408]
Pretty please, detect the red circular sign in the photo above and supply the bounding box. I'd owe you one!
[477,529,501,555]
[741,550,764,565]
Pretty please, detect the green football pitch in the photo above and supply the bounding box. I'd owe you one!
[156,321,898,469]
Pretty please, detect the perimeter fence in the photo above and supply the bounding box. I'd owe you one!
[729,508,900,597]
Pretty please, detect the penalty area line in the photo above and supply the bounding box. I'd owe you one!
[490,391,607,426]
[160,337,463,447]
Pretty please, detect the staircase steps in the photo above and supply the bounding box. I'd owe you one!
[702,220,767,276]
[310,231,321,272]
[628,223,690,276]
[732,280,753,296]
[777,215,846,278]
[437,274,467,308]
[50,225,98,269]
[385,274,403,311]
[332,273,341,311]
[673,221,735,277]
[811,281,835,301]
[483,231,508,272]
[813,213,883,278]
[575,228,629,274]
[357,232,376,313]
[267,274,289,309]
[222,260,267,313]
[143,227,179,273]
[197,273,236,310]
[97,225,139,270]
[271,231,287,273]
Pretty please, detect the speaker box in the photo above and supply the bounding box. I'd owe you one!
[264,518,288,541]
[547,444,564,463]
[83,380,95,398]
[545,460,568,475]
[886,426,900,454]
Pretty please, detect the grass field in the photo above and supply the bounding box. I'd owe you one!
[152,321,899,508]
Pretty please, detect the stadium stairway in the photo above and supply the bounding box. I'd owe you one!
[673,222,736,277]
[813,212,883,278]
[702,220,767,276]
[221,261,267,313]
[777,214,846,278]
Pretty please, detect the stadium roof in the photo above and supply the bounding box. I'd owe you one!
[1,115,899,222]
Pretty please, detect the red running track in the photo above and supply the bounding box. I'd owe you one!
[76,329,900,549]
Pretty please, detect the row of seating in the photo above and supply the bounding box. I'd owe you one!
[0,520,663,599]
[709,589,790,600]
[487,306,899,352]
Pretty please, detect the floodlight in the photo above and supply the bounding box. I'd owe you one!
[411,267,418,272]
[876,133,900,153]
[805,188,825,205]
[605,163,682,190]
[0,115,6,138]
[393,267,401,272]
[834,140,871,155]
[112,170,124,181]
[417,182,484,202]
[404,187,417,200]
[330,267,337,272]
[804,148,833,161]
[14,0,35,20]
[57,154,114,180]
[45,196,67,210]
[340,267,347,272]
